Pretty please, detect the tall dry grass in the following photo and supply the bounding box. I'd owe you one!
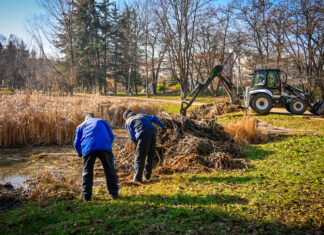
[225,116,268,145]
[0,93,158,147]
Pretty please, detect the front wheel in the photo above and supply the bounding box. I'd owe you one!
[285,100,291,113]
[250,93,273,114]
[289,99,307,114]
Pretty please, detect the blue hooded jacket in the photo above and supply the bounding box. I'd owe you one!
[125,113,165,141]
[73,118,114,157]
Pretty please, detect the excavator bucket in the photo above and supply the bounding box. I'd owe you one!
[311,101,324,115]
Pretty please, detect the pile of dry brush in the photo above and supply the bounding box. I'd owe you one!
[0,172,81,210]
[114,114,247,178]
[0,93,158,147]
[189,98,242,118]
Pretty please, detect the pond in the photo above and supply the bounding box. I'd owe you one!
[0,129,128,188]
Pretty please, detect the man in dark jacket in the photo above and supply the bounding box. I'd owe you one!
[123,110,165,182]
[73,113,119,201]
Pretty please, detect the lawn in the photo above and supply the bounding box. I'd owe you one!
[0,105,323,234]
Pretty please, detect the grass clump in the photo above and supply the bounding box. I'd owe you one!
[225,116,268,145]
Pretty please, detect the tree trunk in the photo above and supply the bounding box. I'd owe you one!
[180,82,187,100]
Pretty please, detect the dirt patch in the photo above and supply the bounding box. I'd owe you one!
[0,183,22,211]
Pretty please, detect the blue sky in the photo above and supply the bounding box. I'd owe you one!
[0,0,125,46]
[0,0,42,43]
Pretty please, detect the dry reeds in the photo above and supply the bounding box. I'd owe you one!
[21,171,81,201]
[0,93,158,147]
[225,116,268,145]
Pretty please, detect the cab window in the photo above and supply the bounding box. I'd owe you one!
[252,71,267,87]
[267,71,280,88]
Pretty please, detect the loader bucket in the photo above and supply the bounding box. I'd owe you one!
[311,101,324,115]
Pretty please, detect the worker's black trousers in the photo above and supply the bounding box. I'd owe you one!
[82,150,119,200]
[134,130,157,181]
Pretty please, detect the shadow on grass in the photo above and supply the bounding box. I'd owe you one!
[119,193,248,206]
[1,193,321,234]
[189,175,259,184]
[243,145,275,160]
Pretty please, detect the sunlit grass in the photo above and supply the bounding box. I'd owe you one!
[1,135,323,234]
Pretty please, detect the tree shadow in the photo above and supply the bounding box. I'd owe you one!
[119,193,248,206]
[243,146,275,160]
[98,194,319,234]
[189,175,259,184]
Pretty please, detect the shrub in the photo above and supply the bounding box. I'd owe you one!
[168,84,180,91]
[157,83,165,92]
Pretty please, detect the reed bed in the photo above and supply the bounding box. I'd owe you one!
[0,93,158,147]
[225,116,268,145]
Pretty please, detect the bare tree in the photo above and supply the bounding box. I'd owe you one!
[155,0,209,99]
[33,0,76,95]
[237,0,274,67]
[283,0,324,99]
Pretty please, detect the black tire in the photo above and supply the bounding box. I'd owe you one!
[289,98,307,115]
[285,100,291,113]
[250,93,273,114]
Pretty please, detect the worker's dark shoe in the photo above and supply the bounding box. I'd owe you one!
[110,194,119,200]
[144,174,151,181]
[132,178,143,183]
[83,197,91,202]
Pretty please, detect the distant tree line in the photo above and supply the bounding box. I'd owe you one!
[1,0,323,99]
[0,35,54,92]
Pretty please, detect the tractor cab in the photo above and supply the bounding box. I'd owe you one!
[251,69,283,96]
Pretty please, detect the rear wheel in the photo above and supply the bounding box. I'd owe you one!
[289,99,307,114]
[250,93,273,114]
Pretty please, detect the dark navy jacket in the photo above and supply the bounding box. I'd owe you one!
[73,118,114,157]
[125,114,165,141]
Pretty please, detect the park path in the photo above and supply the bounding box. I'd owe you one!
[106,96,207,105]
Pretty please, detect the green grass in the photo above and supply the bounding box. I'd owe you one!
[1,134,323,234]
[0,89,14,94]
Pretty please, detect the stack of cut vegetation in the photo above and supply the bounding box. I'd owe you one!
[225,116,268,145]
[21,171,81,201]
[0,93,158,147]
[189,98,242,118]
[115,114,247,176]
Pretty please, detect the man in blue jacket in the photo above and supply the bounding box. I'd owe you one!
[123,110,165,182]
[73,113,119,201]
